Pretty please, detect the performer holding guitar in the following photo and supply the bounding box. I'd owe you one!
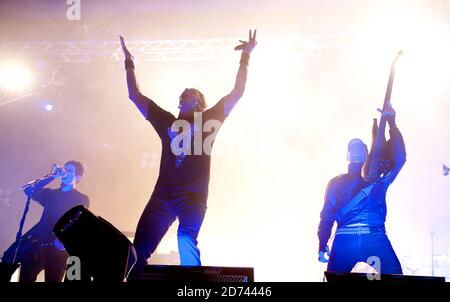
[317,52,406,274]
[1,161,89,282]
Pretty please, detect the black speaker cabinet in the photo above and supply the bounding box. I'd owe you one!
[137,265,254,282]
[0,262,20,282]
[53,205,136,282]
[324,271,446,283]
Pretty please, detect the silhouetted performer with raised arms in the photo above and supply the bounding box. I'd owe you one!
[317,101,406,274]
[2,161,89,282]
[120,30,257,279]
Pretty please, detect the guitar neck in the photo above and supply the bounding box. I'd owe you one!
[367,117,387,182]
[382,59,397,111]
[366,51,402,182]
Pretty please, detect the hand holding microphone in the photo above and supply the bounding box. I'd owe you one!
[21,164,65,194]
[50,164,67,179]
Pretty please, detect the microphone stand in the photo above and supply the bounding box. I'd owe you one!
[16,181,38,242]
[430,230,438,277]
[8,175,54,263]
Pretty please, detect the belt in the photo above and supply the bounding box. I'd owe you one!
[335,226,385,235]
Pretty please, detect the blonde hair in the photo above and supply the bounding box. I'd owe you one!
[188,88,207,111]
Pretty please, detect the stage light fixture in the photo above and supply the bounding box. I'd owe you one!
[0,64,33,91]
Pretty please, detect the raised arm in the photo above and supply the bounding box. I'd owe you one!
[120,35,151,119]
[23,175,53,198]
[221,30,257,116]
[23,165,65,205]
[120,36,174,133]
[382,102,406,186]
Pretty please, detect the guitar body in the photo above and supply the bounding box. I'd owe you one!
[1,236,40,264]
[1,229,63,264]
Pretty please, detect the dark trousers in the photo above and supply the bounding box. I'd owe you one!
[327,232,403,274]
[19,246,68,282]
[129,192,206,279]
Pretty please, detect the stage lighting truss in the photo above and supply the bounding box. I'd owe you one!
[0,34,354,63]
[0,65,64,107]
[0,34,353,106]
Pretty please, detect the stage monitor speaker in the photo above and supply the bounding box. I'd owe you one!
[0,262,20,282]
[324,271,446,283]
[137,265,254,282]
[53,205,136,282]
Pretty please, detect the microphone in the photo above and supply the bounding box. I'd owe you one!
[21,180,37,190]
[51,164,68,177]
[50,164,61,175]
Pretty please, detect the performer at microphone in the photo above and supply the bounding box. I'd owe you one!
[1,161,89,282]
[317,101,406,274]
[120,30,257,279]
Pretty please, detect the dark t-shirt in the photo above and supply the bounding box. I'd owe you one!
[145,96,228,201]
[29,188,90,242]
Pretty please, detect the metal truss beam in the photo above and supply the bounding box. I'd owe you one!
[0,34,354,63]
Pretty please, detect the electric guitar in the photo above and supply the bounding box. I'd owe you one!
[1,233,64,264]
[363,50,403,183]
[338,51,403,220]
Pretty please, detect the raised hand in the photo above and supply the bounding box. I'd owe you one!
[377,100,396,125]
[51,164,66,179]
[120,35,133,60]
[234,29,257,54]
[377,100,396,118]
